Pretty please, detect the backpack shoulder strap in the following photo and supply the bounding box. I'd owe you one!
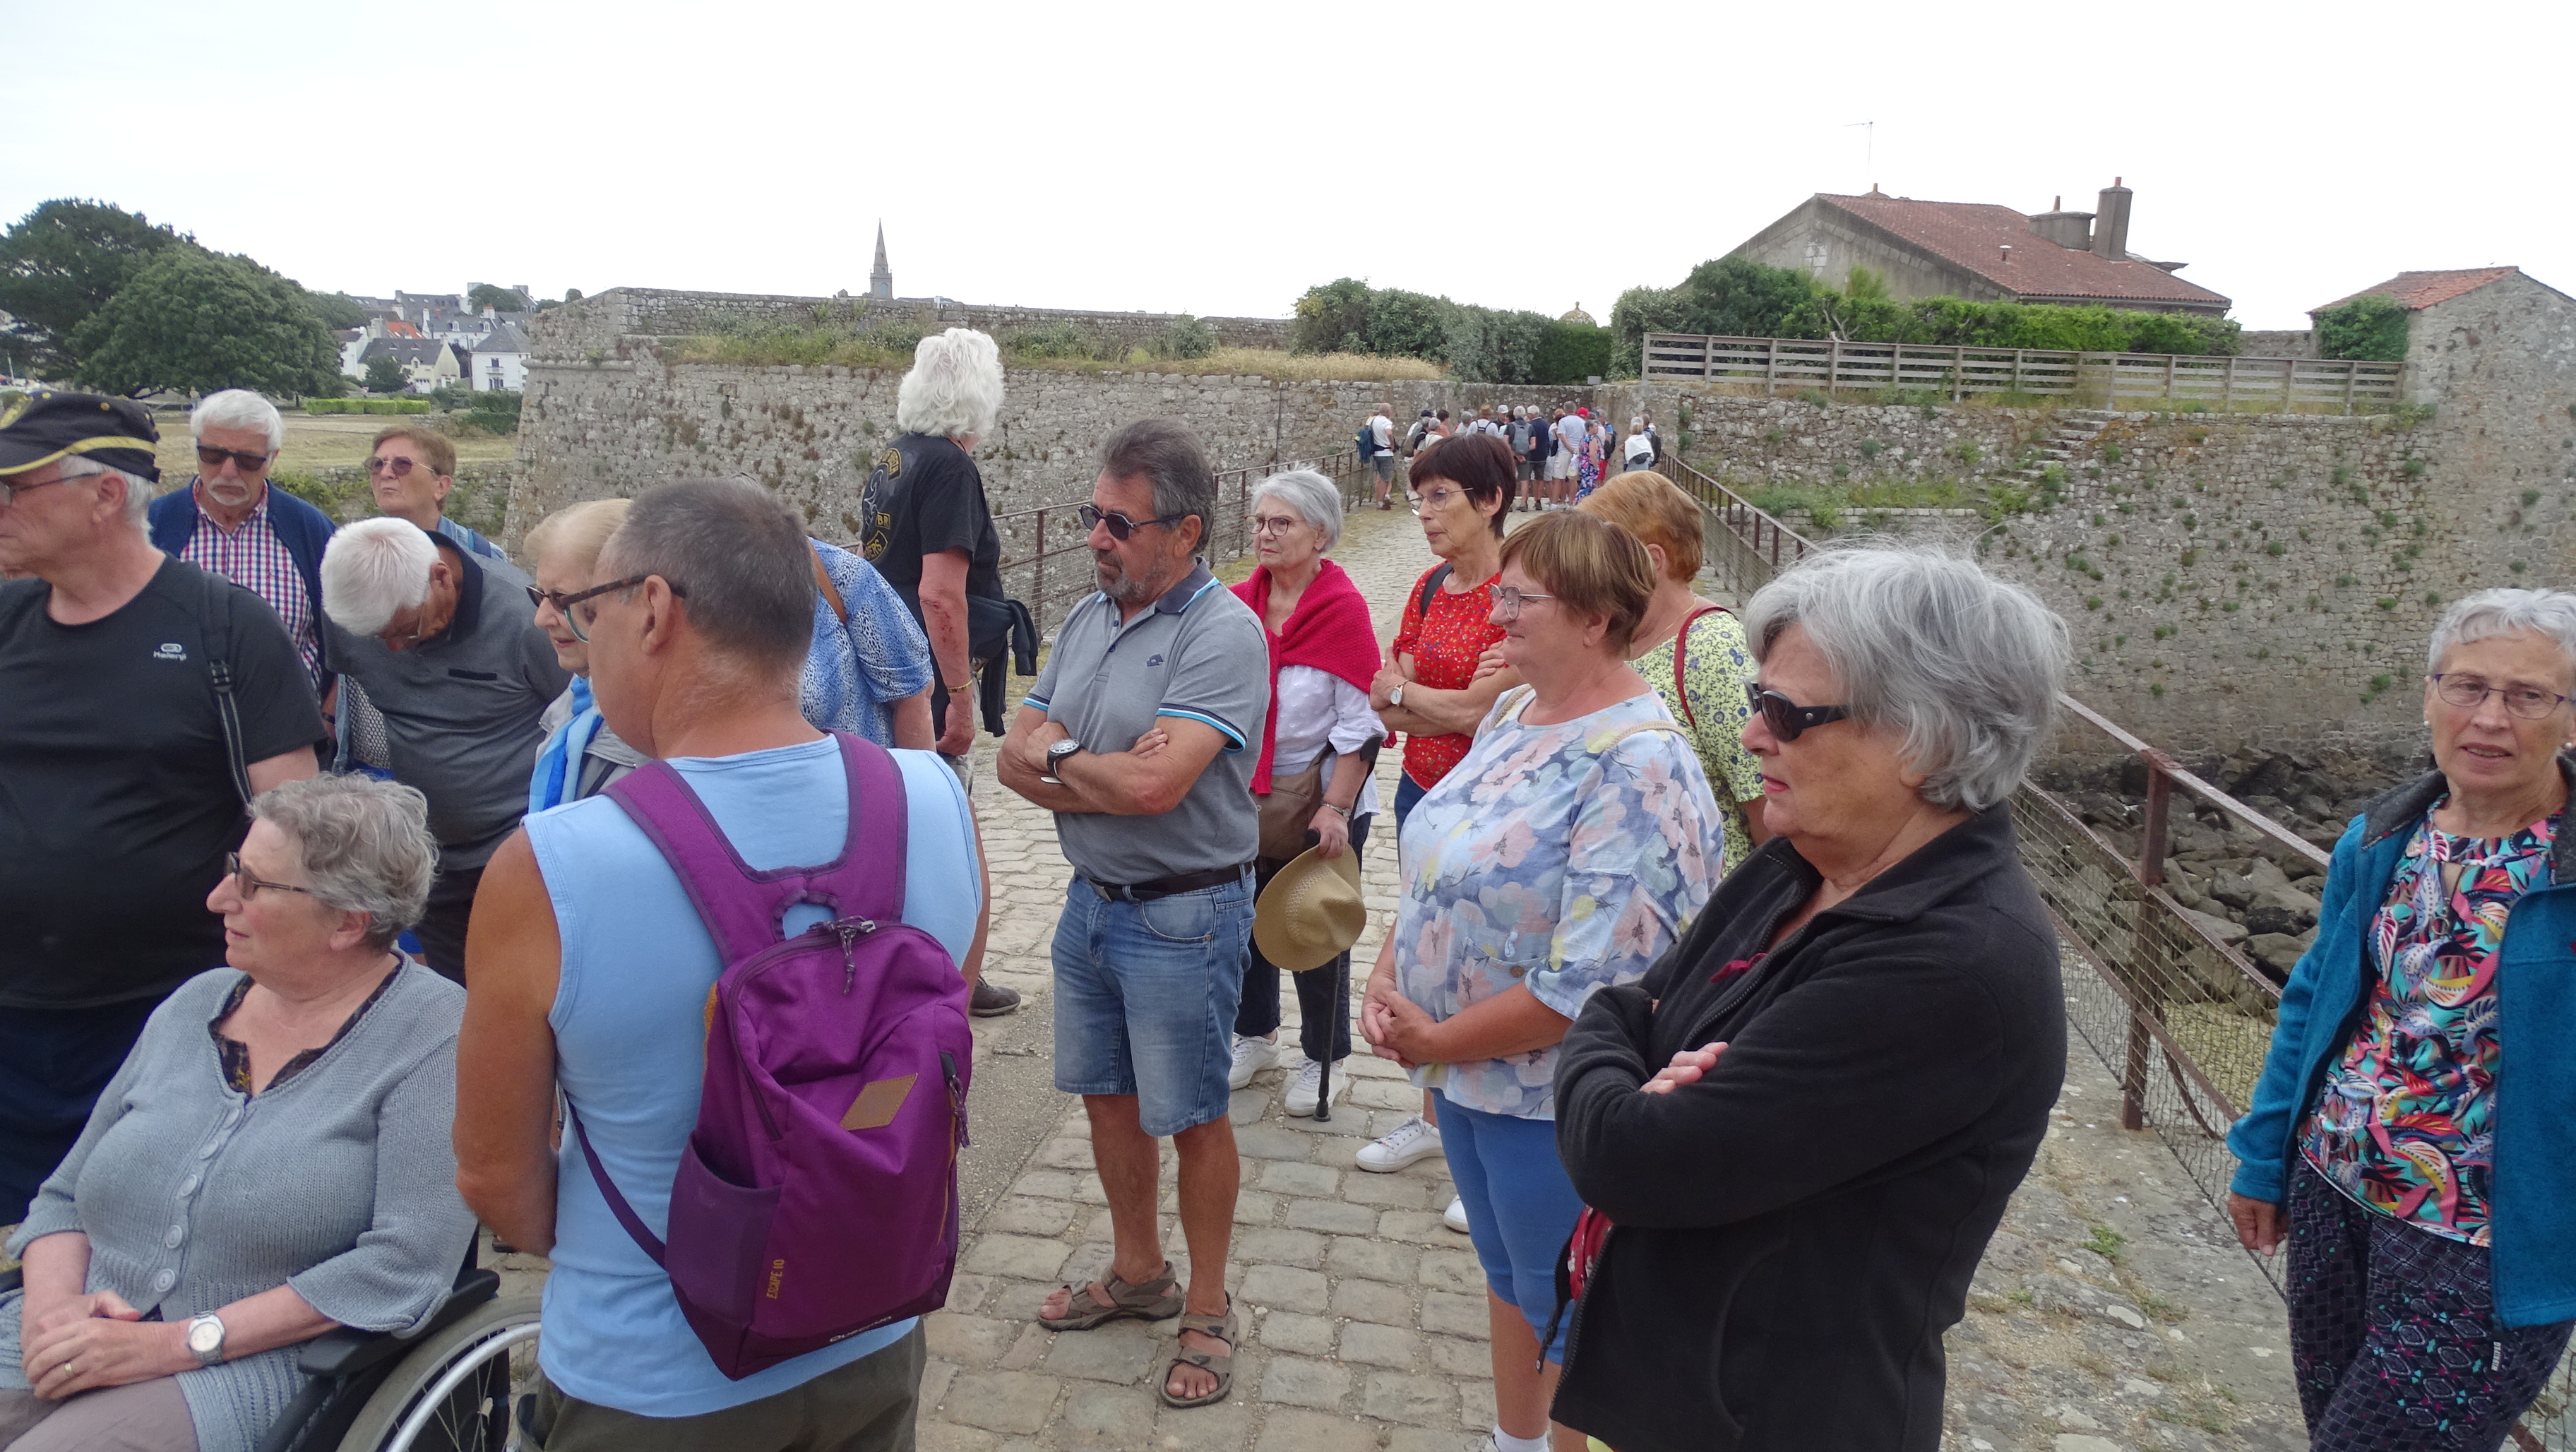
[602,732,907,960]
[811,542,849,625]
[1415,563,1455,623]
[195,569,254,808]
[1668,604,1729,730]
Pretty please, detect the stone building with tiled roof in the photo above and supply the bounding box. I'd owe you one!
[2308,266,2573,410]
[1730,180,2230,316]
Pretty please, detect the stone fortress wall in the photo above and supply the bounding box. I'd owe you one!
[509,285,2574,760]
[537,287,1295,355]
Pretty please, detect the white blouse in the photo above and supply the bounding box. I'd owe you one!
[1270,665,1383,820]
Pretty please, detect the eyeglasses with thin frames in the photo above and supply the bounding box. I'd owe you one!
[2428,673,2574,720]
[196,446,273,472]
[563,574,688,643]
[0,472,79,508]
[1491,585,1554,622]
[225,852,314,900]
[1078,503,1187,541]
[1248,515,1306,537]
[365,456,423,478]
[1745,683,1852,742]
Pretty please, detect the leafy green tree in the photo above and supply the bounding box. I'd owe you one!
[1608,285,1694,377]
[1532,321,1615,384]
[467,282,532,314]
[1159,314,1214,359]
[363,355,410,393]
[0,199,201,374]
[1678,256,1820,338]
[2314,294,2409,362]
[72,249,343,398]
[302,290,369,331]
[1290,278,1376,355]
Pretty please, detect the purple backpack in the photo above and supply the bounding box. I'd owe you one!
[568,732,974,1380]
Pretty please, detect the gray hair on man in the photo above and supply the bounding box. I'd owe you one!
[895,328,1005,441]
[1251,469,1344,553]
[600,476,813,679]
[1743,544,2069,812]
[54,456,154,530]
[1099,418,1215,535]
[251,774,439,951]
[321,517,436,636]
[190,389,286,454]
[2426,588,2576,684]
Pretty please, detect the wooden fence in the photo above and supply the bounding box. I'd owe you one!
[1641,333,2404,412]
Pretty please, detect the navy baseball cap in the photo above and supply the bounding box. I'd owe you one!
[0,391,161,482]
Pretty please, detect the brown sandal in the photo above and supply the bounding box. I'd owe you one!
[1157,1297,1238,1409]
[1036,1261,1183,1331]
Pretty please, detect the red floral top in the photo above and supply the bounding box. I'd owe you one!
[1390,565,1505,789]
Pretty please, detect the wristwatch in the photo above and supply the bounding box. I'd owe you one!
[1388,682,1406,709]
[1045,737,1084,772]
[186,1311,227,1367]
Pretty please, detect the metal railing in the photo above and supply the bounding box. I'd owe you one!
[1658,451,2572,1448]
[1641,332,2405,412]
[991,448,1366,641]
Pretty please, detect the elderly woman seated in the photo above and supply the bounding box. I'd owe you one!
[0,775,475,1452]
[2228,588,2576,1450]
[1548,544,2070,1452]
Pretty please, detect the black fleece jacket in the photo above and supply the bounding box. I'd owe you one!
[1549,804,2063,1452]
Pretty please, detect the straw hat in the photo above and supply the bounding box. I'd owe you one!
[1253,843,1366,973]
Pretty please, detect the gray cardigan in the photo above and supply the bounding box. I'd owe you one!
[2,963,475,1452]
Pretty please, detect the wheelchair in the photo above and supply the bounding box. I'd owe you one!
[1,1254,541,1452]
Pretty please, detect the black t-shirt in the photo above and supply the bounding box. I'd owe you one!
[857,433,1004,628]
[0,558,326,1008]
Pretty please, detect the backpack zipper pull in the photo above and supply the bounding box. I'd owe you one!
[834,918,875,994]
[941,1049,970,1147]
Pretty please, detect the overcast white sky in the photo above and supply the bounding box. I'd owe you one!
[8,1,2567,333]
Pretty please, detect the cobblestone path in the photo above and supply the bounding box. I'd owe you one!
[919,502,2310,1452]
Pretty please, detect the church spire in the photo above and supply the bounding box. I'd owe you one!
[869,222,893,301]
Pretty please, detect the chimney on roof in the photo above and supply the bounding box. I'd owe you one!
[2092,178,2133,261]
[1999,244,2013,264]
[2029,194,2094,251]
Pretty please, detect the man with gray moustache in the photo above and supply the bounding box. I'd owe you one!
[997,419,1267,1410]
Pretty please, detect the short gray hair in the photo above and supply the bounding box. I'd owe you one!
[2427,588,2576,687]
[1743,544,2068,811]
[1251,469,1342,552]
[321,518,435,636]
[1099,419,1216,536]
[601,477,813,677]
[191,390,285,454]
[251,775,438,951]
[57,456,153,531]
[895,328,1004,440]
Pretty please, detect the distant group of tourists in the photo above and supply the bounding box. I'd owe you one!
[1,326,2565,1452]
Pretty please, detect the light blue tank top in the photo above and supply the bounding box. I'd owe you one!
[525,735,979,1417]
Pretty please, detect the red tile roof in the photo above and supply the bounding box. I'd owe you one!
[1815,193,2231,310]
[2313,267,2521,314]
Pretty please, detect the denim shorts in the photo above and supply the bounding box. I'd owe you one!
[1051,874,1251,1136]
[1440,1097,1587,1362]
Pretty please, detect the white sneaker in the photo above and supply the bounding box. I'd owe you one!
[1228,1035,1287,1090]
[1283,1057,1349,1117]
[1354,1114,1442,1172]
[1443,1196,1470,1233]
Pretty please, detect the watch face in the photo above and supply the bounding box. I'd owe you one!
[187,1318,222,1356]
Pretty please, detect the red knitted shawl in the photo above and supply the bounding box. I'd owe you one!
[1233,559,1384,793]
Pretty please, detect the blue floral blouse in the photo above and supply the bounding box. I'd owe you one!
[801,539,936,746]
[1393,686,1727,1118]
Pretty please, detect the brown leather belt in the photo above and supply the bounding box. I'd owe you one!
[1085,862,1251,903]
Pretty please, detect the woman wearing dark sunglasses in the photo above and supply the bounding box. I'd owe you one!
[1549,545,2071,1452]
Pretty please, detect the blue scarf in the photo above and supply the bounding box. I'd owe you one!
[529,676,604,814]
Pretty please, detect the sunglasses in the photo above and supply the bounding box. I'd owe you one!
[1745,683,1851,742]
[196,445,273,472]
[1079,503,1188,541]
[561,574,688,643]
[525,583,581,617]
[366,456,425,477]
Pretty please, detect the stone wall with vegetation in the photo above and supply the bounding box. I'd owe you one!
[532,288,1292,359]
[270,460,520,540]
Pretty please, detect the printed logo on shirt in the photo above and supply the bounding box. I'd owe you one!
[1147,654,1165,667]
[153,642,188,661]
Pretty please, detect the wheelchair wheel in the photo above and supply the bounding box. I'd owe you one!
[332,1295,540,1452]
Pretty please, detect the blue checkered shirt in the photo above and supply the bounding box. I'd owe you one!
[178,484,323,688]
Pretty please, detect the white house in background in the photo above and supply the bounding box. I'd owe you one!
[357,334,464,393]
[471,321,529,392]
[335,328,368,381]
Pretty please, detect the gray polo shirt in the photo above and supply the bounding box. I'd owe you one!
[1026,562,1266,884]
[328,532,569,870]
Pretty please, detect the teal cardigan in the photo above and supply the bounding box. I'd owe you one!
[2225,761,2576,1327]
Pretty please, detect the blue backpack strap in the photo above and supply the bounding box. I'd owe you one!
[600,732,909,960]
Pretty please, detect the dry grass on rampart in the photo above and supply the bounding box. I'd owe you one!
[663,333,1445,383]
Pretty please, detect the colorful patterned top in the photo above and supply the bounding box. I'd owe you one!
[1393,686,1726,1119]
[2298,802,2549,1245]
[1632,607,1765,870]
[1389,564,1505,790]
